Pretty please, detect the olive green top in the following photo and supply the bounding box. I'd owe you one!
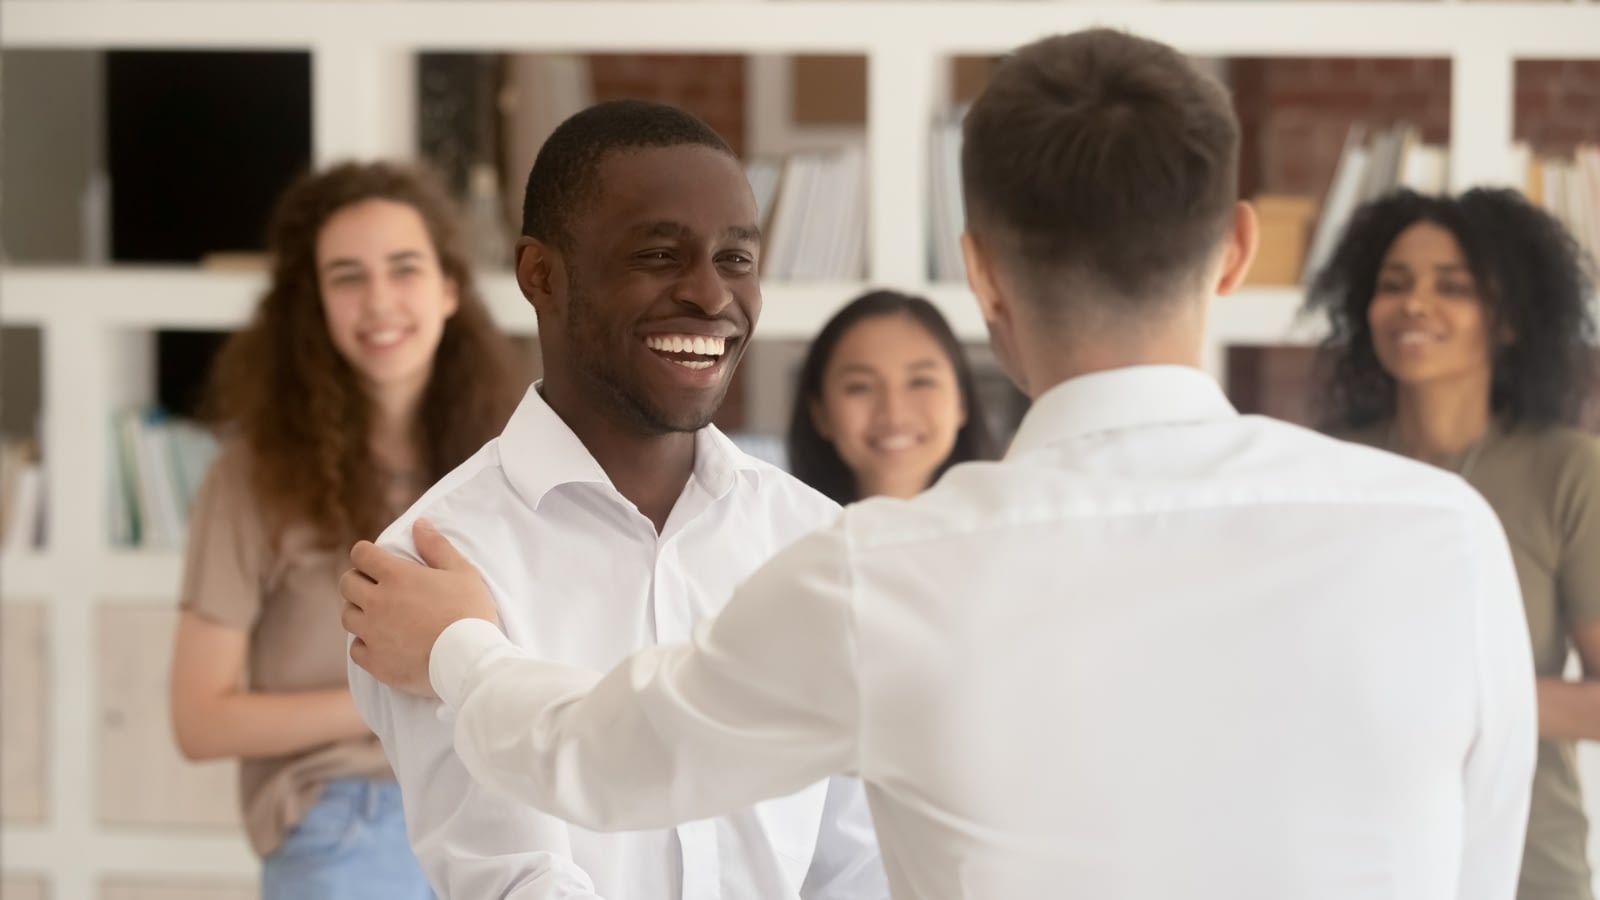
[1347,422,1600,900]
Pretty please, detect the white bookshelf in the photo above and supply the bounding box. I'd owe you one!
[2,3,1597,898]
[0,551,53,598]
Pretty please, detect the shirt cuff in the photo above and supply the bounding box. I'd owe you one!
[429,617,515,711]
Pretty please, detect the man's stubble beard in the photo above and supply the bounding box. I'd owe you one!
[565,283,726,435]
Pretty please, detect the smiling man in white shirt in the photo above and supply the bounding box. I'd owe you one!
[344,30,1537,900]
[343,100,886,899]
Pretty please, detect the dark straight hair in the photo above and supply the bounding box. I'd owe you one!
[786,290,997,505]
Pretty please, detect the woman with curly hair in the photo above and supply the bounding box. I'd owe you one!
[167,161,525,899]
[786,290,997,505]
[1307,187,1600,900]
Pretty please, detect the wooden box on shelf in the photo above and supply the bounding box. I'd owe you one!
[1243,194,1316,287]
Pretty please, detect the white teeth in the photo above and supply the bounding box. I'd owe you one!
[1399,331,1436,346]
[364,329,405,348]
[875,435,917,451]
[673,359,714,370]
[645,334,726,357]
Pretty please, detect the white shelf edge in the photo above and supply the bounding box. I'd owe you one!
[0,267,538,335]
[1,267,1320,345]
[4,2,1599,58]
[95,549,184,599]
[1,826,256,878]
[0,551,53,598]
[1214,285,1329,345]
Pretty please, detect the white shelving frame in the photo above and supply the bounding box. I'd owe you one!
[1,3,1597,898]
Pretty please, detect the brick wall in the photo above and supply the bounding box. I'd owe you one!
[1516,60,1600,155]
[1234,57,1600,198]
[588,54,747,156]
[581,54,1599,202]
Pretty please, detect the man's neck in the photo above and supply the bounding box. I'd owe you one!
[1002,290,1208,399]
[539,379,697,534]
[1021,322,1206,400]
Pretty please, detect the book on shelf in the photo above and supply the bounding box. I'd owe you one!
[1301,131,1600,287]
[110,409,219,550]
[0,439,44,552]
[746,158,784,235]
[1522,143,1600,272]
[928,107,967,284]
[1245,195,1316,287]
[749,145,868,282]
[1301,122,1449,287]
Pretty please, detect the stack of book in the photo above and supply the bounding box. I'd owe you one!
[0,439,43,552]
[928,108,967,283]
[110,410,218,549]
[1301,122,1449,285]
[747,145,868,282]
[1519,143,1600,271]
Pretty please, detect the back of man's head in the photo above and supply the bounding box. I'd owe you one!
[962,29,1240,321]
[521,99,735,253]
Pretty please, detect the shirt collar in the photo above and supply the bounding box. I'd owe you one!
[499,381,763,509]
[1006,365,1239,459]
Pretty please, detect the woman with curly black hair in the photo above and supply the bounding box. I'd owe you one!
[1307,187,1600,900]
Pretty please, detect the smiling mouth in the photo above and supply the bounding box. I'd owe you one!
[644,334,729,371]
[1397,331,1443,347]
[871,434,921,452]
[360,327,413,350]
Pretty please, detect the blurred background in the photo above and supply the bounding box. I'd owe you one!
[1,1,1598,898]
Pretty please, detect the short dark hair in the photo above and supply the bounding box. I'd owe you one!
[520,99,735,250]
[786,290,998,505]
[1307,187,1597,430]
[961,29,1240,316]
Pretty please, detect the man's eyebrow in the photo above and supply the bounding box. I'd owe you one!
[634,220,694,241]
[628,221,762,244]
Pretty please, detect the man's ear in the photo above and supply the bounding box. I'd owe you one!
[1212,201,1260,297]
[961,230,1029,397]
[516,236,562,318]
[961,231,1006,328]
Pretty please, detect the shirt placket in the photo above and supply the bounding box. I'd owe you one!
[653,537,722,900]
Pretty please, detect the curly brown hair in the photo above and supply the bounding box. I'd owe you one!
[1306,188,1597,431]
[206,161,526,547]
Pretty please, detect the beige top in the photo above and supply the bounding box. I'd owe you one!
[179,442,413,857]
[1350,423,1600,900]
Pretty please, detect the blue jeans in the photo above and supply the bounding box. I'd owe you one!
[261,778,434,900]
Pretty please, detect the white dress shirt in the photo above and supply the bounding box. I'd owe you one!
[427,365,1538,900]
[347,385,887,900]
